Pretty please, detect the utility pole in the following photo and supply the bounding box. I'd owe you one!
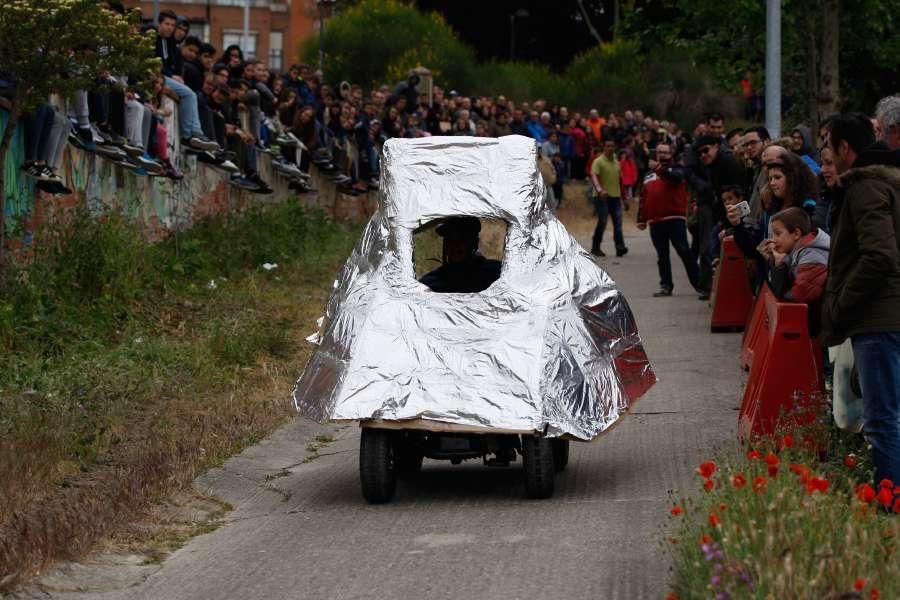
[153,0,159,22]
[766,0,781,138]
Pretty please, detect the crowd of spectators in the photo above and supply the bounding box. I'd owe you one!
[9,3,694,203]
[634,95,900,505]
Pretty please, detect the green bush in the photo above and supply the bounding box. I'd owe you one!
[301,0,475,88]
[301,1,720,125]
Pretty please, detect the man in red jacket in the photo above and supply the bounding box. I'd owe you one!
[637,143,701,297]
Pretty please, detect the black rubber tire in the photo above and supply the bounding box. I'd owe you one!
[552,439,570,472]
[359,428,396,503]
[522,435,555,499]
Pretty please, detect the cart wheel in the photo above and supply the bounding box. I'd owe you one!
[359,428,396,503]
[552,439,570,473]
[522,435,555,499]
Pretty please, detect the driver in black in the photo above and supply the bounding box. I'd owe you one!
[419,217,502,293]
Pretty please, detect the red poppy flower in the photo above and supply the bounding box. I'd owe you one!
[703,478,714,492]
[698,461,716,478]
[781,434,795,448]
[856,483,876,503]
[731,473,747,489]
[767,464,779,477]
[870,588,880,600]
[844,454,858,468]
[753,475,768,492]
[665,593,679,600]
[805,477,830,494]
[877,487,893,508]
[718,502,727,512]
[708,512,721,527]
[700,534,713,545]
[670,505,684,516]
[854,578,866,591]
[879,478,894,490]
[764,452,780,466]
[893,498,900,514]
[747,449,761,460]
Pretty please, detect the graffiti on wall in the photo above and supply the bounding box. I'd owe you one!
[1,113,304,245]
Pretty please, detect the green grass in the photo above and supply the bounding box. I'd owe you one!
[0,201,360,587]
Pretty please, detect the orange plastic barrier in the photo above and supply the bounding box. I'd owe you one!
[710,237,754,332]
[740,288,768,371]
[738,288,824,441]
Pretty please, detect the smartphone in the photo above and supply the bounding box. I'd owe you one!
[735,200,751,217]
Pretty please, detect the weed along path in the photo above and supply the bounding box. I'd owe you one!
[16,192,744,599]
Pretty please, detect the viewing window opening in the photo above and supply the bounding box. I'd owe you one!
[413,217,508,293]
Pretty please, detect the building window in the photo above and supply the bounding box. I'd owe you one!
[222,30,258,60]
[269,32,284,71]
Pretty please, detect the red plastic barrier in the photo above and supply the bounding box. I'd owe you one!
[738,290,824,441]
[710,237,754,332]
[740,287,768,371]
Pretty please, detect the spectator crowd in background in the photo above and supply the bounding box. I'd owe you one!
[11,3,693,202]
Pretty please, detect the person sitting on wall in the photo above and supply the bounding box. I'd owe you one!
[419,217,502,293]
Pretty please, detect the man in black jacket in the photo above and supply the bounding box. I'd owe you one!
[690,134,745,298]
[821,113,900,503]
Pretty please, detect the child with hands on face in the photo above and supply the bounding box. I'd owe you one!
[765,207,831,334]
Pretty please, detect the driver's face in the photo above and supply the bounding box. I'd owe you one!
[444,238,471,265]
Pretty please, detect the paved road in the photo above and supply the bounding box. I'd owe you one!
[23,214,744,600]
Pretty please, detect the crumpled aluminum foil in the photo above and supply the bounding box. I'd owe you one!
[292,135,656,441]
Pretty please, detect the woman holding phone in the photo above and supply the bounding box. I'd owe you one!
[727,148,819,289]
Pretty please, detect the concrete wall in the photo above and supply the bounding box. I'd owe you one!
[1,111,377,255]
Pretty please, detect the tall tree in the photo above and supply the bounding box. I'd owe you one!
[0,0,157,286]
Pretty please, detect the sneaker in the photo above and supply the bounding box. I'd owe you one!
[248,173,273,194]
[229,174,259,191]
[255,142,272,155]
[185,135,219,152]
[69,126,97,152]
[21,161,51,181]
[136,154,165,175]
[698,291,711,301]
[96,143,128,161]
[162,159,183,181]
[36,179,72,195]
[116,160,147,176]
[97,125,127,146]
[195,150,220,165]
[40,166,63,183]
[289,180,315,194]
[591,248,606,257]
[616,247,629,257]
[218,159,241,174]
[122,142,145,158]
[653,288,673,297]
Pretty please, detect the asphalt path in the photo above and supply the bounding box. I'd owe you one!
[21,208,744,600]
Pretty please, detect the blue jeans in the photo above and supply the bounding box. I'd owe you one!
[649,219,699,291]
[164,76,203,139]
[592,197,626,254]
[852,332,900,495]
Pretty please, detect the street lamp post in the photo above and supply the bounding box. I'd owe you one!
[317,0,337,73]
[242,0,251,59]
[766,0,782,138]
[509,9,529,61]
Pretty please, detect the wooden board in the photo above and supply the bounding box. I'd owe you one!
[355,418,533,436]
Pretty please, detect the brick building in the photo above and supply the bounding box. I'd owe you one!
[125,0,319,72]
